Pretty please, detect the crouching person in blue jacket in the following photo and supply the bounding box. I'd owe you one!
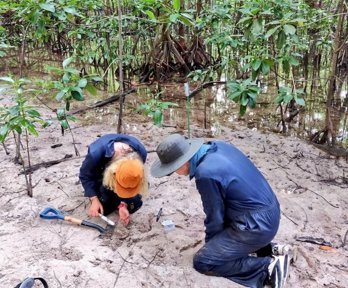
[151,134,291,288]
[80,134,148,226]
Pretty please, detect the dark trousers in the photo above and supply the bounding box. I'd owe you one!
[193,205,280,288]
[98,185,142,216]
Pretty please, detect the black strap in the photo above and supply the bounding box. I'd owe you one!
[14,277,48,288]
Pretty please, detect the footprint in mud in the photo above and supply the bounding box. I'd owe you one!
[54,247,83,261]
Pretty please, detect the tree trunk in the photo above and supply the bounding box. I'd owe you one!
[117,0,124,133]
[324,0,346,146]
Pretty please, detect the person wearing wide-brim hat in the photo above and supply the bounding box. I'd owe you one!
[151,133,291,288]
[80,134,148,225]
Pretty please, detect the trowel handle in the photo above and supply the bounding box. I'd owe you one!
[64,216,82,225]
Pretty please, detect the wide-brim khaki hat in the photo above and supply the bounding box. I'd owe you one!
[151,134,204,178]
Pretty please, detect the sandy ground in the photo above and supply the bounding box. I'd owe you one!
[0,92,347,288]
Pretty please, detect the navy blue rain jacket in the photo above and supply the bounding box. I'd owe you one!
[79,134,147,197]
[192,141,279,243]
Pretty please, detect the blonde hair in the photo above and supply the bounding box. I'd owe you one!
[103,152,149,198]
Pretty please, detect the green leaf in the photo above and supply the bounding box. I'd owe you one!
[295,97,305,106]
[9,106,19,116]
[66,101,70,111]
[265,26,280,39]
[0,76,14,83]
[64,7,81,16]
[261,62,270,74]
[14,126,22,134]
[0,125,9,142]
[56,88,68,101]
[248,98,256,108]
[27,109,41,118]
[85,84,97,96]
[25,122,38,136]
[283,24,296,35]
[162,102,178,107]
[66,115,76,122]
[178,15,193,26]
[275,95,283,104]
[63,67,80,74]
[251,60,262,71]
[42,120,50,128]
[229,91,242,100]
[71,89,84,101]
[241,94,249,106]
[277,31,286,49]
[78,78,87,88]
[251,18,263,35]
[145,10,156,20]
[60,119,69,130]
[251,70,258,81]
[56,108,66,119]
[181,13,193,20]
[284,93,293,103]
[90,76,103,82]
[62,73,70,82]
[289,56,300,66]
[169,14,179,23]
[239,105,247,116]
[153,110,163,126]
[63,57,74,68]
[40,3,55,13]
[173,0,180,12]
[282,60,290,74]
[247,92,257,100]
[238,16,253,25]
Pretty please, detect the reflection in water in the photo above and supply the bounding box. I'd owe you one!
[77,83,347,148]
[1,79,345,147]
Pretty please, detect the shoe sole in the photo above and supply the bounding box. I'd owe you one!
[283,254,290,288]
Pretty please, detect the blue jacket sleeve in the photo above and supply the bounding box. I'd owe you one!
[195,177,225,242]
[79,149,103,197]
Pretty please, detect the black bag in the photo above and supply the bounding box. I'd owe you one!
[14,277,48,288]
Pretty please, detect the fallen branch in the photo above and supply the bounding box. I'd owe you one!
[341,229,348,248]
[5,179,41,203]
[286,175,339,208]
[153,180,170,190]
[296,236,333,247]
[188,81,226,99]
[306,188,339,208]
[179,239,203,253]
[68,89,135,115]
[64,201,86,213]
[142,249,161,269]
[114,249,135,287]
[113,258,125,287]
[281,211,299,226]
[18,154,84,175]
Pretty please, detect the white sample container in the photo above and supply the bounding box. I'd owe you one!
[161,219,175,232]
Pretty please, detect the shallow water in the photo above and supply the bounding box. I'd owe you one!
[1,81,346,148]
[131,83,348,148]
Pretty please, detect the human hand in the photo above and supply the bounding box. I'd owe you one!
[118,207,130,226]
[88,197,104,217]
